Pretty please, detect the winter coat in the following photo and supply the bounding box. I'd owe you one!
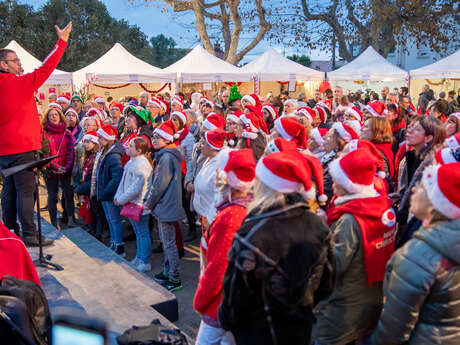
[74,152,96,196]
[144,145,185,222]
[95,141,124,201]
[370,219,460,345]
[219,202,335,345]
[194,197,252,321]
[114,155,153,214]
[314,211,383,345]
[43,122,75,174]
[179,131,195,175]
[0,39,67,156]
[193,156,218,222]
[417,90,434,114]
[184,142,206,187]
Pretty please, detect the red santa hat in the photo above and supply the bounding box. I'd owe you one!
[156,97,169,113]
[82,130,99,144]
[216,148,256,191]
[450,112,460,121]
[154,120,177,142]
[64,107,79,117]
[109,101,124,113]
[262,104,278,119]
[203,113,226,131]
[346,120,363,135]
[57,93,70,104]
[204,128,227,151]
[422,162,460,219]
[296,107,317,124]
[274,117,307,149]
[86,107,104,120]
[332,122,359,142]
[365,101,385,117]
[171,96,184,109]
[345,106,363,121]
[445,133,460,148]
[310,127,328,147]
[434,147,460,165]
[94,96,105,103]
[266,137,298,154]
[226,110,243,124]
[314,106,327,124]
[242,94,262,109]
[256,150,326,202]
[240,113,262,139]
[328,147,379,195]
[48,102,63,110]
[171,111,187,125]
[348,139,387,178]
[200,97,214,108]
[97,124,118,141]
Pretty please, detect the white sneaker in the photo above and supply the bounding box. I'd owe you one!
[135,260,151,273]
[129,257,140,266]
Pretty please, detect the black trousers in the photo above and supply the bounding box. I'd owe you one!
[89,196,108,236]
[45,172,75,225]
[0,151,37,237]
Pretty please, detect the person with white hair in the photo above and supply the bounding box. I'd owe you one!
[282,99,298,117]
[138,91,149,109]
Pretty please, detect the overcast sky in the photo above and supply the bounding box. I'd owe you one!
[21,0,330,62]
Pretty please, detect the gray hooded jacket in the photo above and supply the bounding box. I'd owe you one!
[371,219,460,345]
[144,146,185,222]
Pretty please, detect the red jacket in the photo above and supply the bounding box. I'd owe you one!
[0,39,67,156]
[193,203,248,320]
[0,222,40,286]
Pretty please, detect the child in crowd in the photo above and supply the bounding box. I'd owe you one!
[93,125,125,255]
[114,137,153,272]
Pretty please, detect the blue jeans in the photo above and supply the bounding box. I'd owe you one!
[129,214,151,263]
[101,201,123,245]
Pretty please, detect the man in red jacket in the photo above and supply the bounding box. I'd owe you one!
[0,22,72,247]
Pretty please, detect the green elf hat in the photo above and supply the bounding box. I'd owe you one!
[227,84,242,105]
[128,105,154,125]
[70,91,83,104]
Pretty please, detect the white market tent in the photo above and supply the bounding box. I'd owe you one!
[72,43,176,87]
[4,40,72,84]
[327,46,408,81]
[410,50,460,79]
[241,47,325,81]
[164,45,252,83]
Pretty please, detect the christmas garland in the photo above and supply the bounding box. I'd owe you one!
[92,82,172,93]
[225,82,242,87]
[277,81,305,86]
[425,78,446,86]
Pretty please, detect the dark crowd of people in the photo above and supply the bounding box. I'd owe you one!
[2,23,460,345]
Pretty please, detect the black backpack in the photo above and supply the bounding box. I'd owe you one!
[0,275,52,345]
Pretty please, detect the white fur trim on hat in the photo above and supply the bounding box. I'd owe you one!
[256,160,301,193]
[97,128,115,141]
[202,118,217,131]
[154,128,174,142]
[441,149,457,164]
[83,133,99,144]
[274,118,293,140]
[346,107,361,121]
[242,131,258,139]
[422,164,460,219]
[365,104,380,117]
[328,157,377,195]
[65,108,78,117]
[226,170,254,191]
[95,97,105,103]
[171,111,186,124]
[57,95,70,103]
[226,114,240,124]
[310,128,323,146]
[171,98,183,108]
[242,95,256,106]
[332,122,353,142]
[49,102,62,110]
[450,112,460,121]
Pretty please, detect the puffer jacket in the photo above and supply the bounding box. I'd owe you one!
[219,202,335,345]
[370,219,460,345]
[114,155,153,214]
[95,141,124,201]
[144,145,185,222]
[313,213,383,345]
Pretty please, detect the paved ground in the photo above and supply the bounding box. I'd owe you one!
[1,179,202,339]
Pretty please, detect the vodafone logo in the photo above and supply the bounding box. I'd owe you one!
[381,208,396,227]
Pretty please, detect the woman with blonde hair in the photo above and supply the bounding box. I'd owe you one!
[41,107,76,228]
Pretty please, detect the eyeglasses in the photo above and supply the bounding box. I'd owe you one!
[1,58,21,64]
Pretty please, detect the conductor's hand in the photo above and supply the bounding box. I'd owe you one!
[55,22,72,42]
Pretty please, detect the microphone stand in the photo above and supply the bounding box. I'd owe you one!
[1,155,63,271]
